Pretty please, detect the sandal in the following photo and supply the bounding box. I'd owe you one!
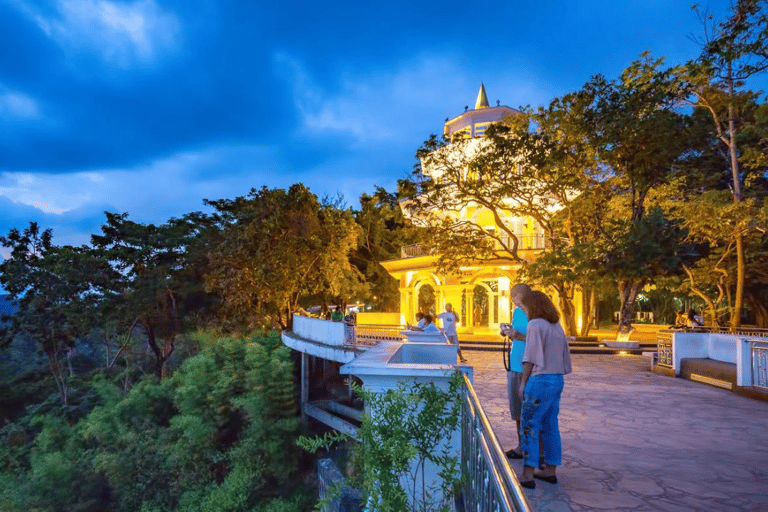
[533,472,557,484]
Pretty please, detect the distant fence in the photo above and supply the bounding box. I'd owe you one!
[347,324,405,346]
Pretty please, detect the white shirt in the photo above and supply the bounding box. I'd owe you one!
[436,311,459,335]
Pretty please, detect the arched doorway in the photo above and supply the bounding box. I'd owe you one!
[473,285,489,328]
[417,282,436,317]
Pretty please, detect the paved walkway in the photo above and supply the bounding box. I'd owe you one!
[465,351,768,512]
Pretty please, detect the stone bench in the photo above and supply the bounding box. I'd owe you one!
[666,332,754,387]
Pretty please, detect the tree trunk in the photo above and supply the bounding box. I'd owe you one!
[145,322,168,380]
[732,234,745,328]
[579,288,593,337]
[746,291,768,328]
[47,350,68,405]
[555,283,577,336]
[727,70,744,328]
[617,280,643,333]
[683,265,718,326]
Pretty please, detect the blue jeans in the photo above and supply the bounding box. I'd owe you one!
[520,374,564,468]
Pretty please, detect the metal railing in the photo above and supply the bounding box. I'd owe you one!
[346,324,406,346]
[706,326,768,338]
[400,234,551,259]
[752,341,768,389]
[460,374,532,512]
[656,331,674,368]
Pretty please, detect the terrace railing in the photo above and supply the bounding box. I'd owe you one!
[345,324,405,346]
[400,234,551,259]
[461,374,532,512]
[752,341,768,389]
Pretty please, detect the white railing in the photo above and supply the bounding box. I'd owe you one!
[461,374,532,512]
[292,316,406,347]
[752,341,768,389]
[400,234,551,259]
[347,324,405,346]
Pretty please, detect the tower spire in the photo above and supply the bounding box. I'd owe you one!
[475,83,489,109]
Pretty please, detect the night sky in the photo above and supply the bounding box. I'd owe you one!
[0,0,741,253]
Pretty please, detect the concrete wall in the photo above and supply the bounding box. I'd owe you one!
[293,315,346,346]
[340,342,470,509]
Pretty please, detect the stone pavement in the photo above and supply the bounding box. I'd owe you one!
[464,351,768,512]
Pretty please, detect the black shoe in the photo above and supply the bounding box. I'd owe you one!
[519,480,535,489]
[505,449,523,459]
[534,472,558,484]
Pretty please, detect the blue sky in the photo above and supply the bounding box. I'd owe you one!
[0,0,742,255]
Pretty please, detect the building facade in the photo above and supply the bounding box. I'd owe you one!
[382,85,581,333]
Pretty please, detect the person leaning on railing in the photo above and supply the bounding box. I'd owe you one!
[406,312,427,331]
[517,290,573,490]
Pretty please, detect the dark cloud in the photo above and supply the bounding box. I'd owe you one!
[1,0,754,251]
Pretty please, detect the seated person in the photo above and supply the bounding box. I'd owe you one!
[407,312,427,331]
[687,309,704,327]
[422,314,439,332]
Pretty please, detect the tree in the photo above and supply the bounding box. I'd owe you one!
[405,110,594,334]
[350,187,422,312]
[687,0,768,326]
[404,55,689,334]
[204,184,361,330]
[91,212,209,379]
[581,54,690,332]
[0,223,117,403]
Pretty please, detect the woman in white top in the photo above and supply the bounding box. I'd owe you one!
[517,290,572,489]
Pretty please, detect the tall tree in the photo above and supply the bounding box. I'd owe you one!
[687,0,768,326]
[582,54,690,332]
[405,110,594,334]
[204,184,361,330]
[0,223,117,403]
[350,186,422,312]
[91,212,207,379]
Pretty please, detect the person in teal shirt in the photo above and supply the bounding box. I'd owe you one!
[501,283,530,459]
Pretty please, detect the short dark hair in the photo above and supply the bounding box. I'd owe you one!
[416,312,425,319]
[522,291,560,324]
[511,283,532,298]
[424,314,434,324]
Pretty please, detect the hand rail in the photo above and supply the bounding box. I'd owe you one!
[400,234,552,259]
[461,373,532,512]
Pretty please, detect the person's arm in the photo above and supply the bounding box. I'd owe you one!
[519,361,533,401]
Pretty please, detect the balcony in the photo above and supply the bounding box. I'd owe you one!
[400,234,551,259]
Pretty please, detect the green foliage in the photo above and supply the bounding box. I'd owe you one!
[298,370,464,512]
[349,187,423,312]
[0,330,310,512]
[204,184,362,330]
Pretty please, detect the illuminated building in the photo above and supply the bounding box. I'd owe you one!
[382,85,584,332]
